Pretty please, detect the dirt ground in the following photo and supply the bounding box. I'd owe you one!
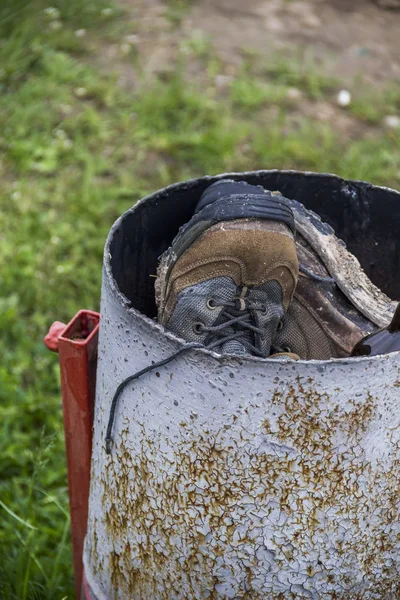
[86,0,399,142]
[119,0,400,84]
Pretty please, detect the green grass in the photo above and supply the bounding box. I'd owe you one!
[163,0,192,26]
[238,50,338,101]
[1,1,400,599]
[231,75,290,109]
[349,80,400,125]
[263,54,337,100]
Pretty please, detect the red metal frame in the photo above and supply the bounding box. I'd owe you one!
[45,310,100,599]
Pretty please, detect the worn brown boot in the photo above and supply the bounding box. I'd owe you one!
[156,180,299,357]
[156,180,396,360]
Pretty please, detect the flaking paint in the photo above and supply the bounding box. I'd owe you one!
[83,274,400,599]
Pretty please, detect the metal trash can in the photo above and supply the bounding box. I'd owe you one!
[83,171,400,599]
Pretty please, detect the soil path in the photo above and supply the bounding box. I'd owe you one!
[122,0,400,83]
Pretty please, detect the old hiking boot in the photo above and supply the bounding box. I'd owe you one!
[155,180,299,358]
[156,179,396,360]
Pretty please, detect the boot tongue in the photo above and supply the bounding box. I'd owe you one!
[217,304,252,356]
[207,284,253,356]
[220,339,248,355]
[212,282,285,357]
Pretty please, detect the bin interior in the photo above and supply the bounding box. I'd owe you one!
[109,172,400,318]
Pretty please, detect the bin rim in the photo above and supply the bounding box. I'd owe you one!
[103,169,400,367]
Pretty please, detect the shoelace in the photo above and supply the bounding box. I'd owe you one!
[198,299,268,358]
[105,342,203,454]
[299,263,335,284]
[199,264,335,355]
[105,301,268,454]
[105,268,335,453]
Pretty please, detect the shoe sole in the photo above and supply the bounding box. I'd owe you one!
[286,197,396,328]
[163,191,295,280]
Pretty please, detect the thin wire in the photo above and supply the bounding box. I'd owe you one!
[105,342,203,454]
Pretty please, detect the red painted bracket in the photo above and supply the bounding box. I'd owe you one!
[45,310,100,599]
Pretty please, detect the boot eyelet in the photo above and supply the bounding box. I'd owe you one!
[207,298,217,310]
[277,319,284,331]
[193,322,204,335]
[282,345,292,353]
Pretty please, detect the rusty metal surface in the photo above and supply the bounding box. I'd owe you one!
[84,172,400,599]
[84,286,400,599]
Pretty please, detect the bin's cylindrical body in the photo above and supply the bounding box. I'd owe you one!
[84,171,400,599]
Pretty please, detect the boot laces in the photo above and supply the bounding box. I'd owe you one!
[197,297,269,357]
[105,298,274,453]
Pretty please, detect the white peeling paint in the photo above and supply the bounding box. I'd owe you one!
[84,275,400,599]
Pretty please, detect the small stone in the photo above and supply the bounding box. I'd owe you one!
[336,90,351,108]
[49,20,62,30]
[44,7,60,18]
[383,115,400,129]
[75,29,86,38]
[265,16,284,31]
[120,43,131,55]
[60,104,73,116]
[302,13,322,28]
[214,75,232,89]
[74,87,87,98]
[53,128,67,139]
[286,87,303,101]
[124,34,138,45]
